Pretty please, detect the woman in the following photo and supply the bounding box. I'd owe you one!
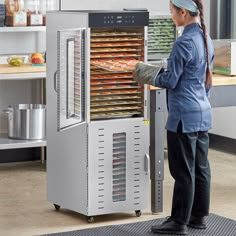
[133,0,214,235]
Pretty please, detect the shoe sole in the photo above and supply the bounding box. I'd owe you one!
[151,229,188,235]
[188,223,206,229]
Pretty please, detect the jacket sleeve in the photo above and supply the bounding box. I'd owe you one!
[154,38,192,89]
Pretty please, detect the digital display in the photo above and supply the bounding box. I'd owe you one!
[88,12,149,27]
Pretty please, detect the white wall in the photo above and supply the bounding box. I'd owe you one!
[60,0,169,12]
[60,0,210,30]
[211,107,236,139]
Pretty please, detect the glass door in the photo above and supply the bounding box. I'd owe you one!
[57,28,86,131]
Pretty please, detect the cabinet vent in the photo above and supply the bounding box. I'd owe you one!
[133,125,142,205]
[112,132,126,202]
[97,127,105,209]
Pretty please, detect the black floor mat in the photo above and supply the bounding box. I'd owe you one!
[42,213,236,236]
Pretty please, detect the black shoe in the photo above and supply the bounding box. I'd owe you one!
[151,218,188,235]
[188,215,206,229]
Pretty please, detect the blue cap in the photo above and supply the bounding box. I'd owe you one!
[171,0,198,13]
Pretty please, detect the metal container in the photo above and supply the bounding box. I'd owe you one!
[5,104,46,140]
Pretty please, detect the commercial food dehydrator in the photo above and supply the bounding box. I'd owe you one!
[46,10,150,222]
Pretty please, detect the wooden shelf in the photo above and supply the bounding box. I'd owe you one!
[0,133,46,150]
[0,72,46,80]
[0,26,46,33]
[0,64,46,80]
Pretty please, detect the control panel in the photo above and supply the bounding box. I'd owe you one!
[89,12,149,27]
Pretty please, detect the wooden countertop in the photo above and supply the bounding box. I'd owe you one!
[212,74,236,86]
[149,74,236,90]
[0,63,46,74]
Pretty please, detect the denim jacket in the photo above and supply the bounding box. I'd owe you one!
[154,23,214,133]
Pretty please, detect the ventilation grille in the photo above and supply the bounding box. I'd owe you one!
[133,125,142,206]
[97,127,105,209]
[112,132,126,202]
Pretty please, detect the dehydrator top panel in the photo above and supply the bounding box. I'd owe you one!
[88,11,149,28]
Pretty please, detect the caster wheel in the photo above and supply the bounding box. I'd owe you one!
[135,210,142,217]
[87,216,95,223]
[54,204,60,211]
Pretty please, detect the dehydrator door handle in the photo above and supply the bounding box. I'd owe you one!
[144,153,150,175]
[2,109,10,114]
[53,70,58,92]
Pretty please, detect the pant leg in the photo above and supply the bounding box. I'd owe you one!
[191,131,211,217]
[167,130,198,225]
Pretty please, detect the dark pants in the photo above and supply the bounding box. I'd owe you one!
[167,127,211,225]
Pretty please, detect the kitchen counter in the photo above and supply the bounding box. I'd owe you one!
[149,74,236,90]
[0,64,46,80]
[211,74,236,86]
[148,73,236,107]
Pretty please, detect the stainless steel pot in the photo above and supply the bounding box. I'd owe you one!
[5,104,46,140]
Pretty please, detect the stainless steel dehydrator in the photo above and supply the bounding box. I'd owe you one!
[46,10,150,222]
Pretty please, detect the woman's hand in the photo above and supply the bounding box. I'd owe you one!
[133,62,164,86]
